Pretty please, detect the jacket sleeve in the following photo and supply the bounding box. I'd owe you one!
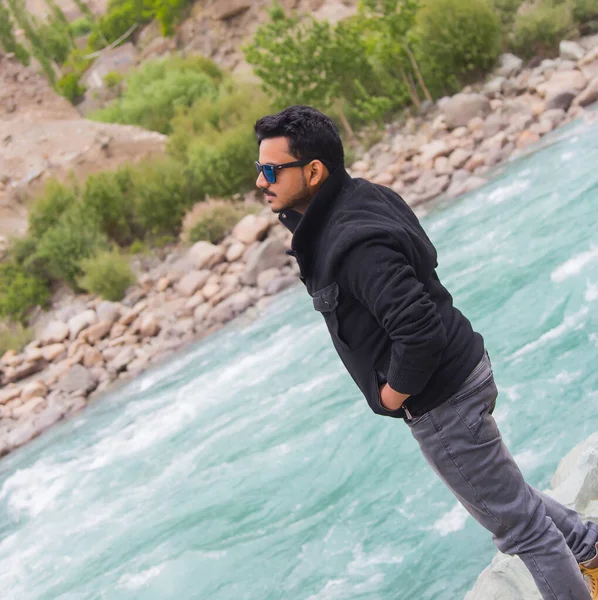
[338,230,447,396]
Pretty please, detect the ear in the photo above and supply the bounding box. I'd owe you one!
[306,160,329,188]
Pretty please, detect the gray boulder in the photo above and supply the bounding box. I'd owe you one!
[242,238,288,286]
[443,94,491,129]
[497,53,523,78]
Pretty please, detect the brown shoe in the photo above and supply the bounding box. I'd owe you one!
[580,543,598,599]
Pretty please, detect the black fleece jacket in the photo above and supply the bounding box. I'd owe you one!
[280,166,484,419]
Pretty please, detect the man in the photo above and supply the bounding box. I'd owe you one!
[254,105,598,599]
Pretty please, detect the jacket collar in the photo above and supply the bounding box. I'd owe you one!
[278,166,352,250]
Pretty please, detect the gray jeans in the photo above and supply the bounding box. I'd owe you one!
[406,351,598,600]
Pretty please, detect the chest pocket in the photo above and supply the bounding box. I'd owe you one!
[313,282,350,350]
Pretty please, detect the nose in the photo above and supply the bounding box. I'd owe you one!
[256,169,269,189]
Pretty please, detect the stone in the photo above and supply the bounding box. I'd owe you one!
[58,364,98,394]
[419,139,450,163]
[83,346,103,369]
[508,113,535,133]
[373,172,395,186]
[560,40,586,62]
[139,314,161,337]
[42,344,66,362]
[156,276,172,292]
[257,268,282,290]
[265,275,297,296]
[483,76,505,97]
[433,156,453,176]
[208,291,253,324]
[530,120,553,136]
[21,380,47,402]
[226,242,246,263]
[573,78,598,106]
[448,148,473,169]
[516,130,541,149]
[212,0,251,20]
[580,48,598,80]
[176,270,211,297]
[545,90,577,111]
[188,241,225,269]
[12,396,46,419]
[39,321,69,345]
[232,214,270,245]
[96,301,121,324]
[0,386,21,405]
[537,70,587,98]
[6,423,39,449]
[68,309,98,340]
[33,405,64,432]
[242,237,288,286]
[496,53,523,78]
[483,113,506,138]
[351,160,369,172]
[541,108,566,127]
[417,174,450,203]
[442,94,491,129]
[193,303,211,323]
[109,346,136,372]
[110,322,127,339]
[467,116,485,132]
[202,281,221,300]
[84,321,113,345]
[4,359,47,384]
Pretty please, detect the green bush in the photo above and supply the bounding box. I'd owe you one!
[131,158,201,237]
[103,70,123,89]
[28,179,78,240]
[78,250,135,300]
[56,72,87,103]
[89,0,153,50]
[0,321,34,355]
[90,55,222,133]
[491,0,525,29]
[69,16,93,37]
[414,0,502,95]
[0,262,51,323]
[36,19,72,64]
[34,205,109,290]
[572,0,598,32]
[188,204,251,245]
[510,2,576,58]
[82,170,136,245]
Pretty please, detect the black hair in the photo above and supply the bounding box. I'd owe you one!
[254,105,344,171]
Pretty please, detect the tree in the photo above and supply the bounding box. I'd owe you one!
[244,2,392,138]
[0,0,30,64]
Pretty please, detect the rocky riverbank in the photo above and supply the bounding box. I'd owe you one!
[465,433,598,599]
[1,37,598,458]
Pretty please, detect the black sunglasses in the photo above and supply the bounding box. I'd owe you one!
[255,159,312,184]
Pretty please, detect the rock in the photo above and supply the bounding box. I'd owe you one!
[232,214,270,245]
[467,116,485,132]
[4,359,47,384]
[84,321,113,345]
[109,346,136,372]
[42,344,66,362]
[265,275,297,296]
[541,108,566,127]
[176,270,211,297]
[202,281,221,300]
[6,422,39,450]
[12,396,46,419]
[516,130,541,149]
[0,386,21,405]
[537,70,587,98]
[443,93,491,129]
[484,113,506,138]
[156,276,172,292]
[351,160,369,172]
[483,76,506,97]
[416,174,450,203]
[139,313,161,337]
[242,237,288,286]
[508,113,535,134]
[257,268,282,290]
[573,78,598,106]
[110,322,127,339]
[226,241,246,262]
[208,291,253,324]
[119,300,148,326]
[68,309,98,340]
[33,405,64,433]
[545,90,577,111]
[530,119,554,136]
[560,40,586,62]
[82,346,103,368]
[497,53,523,78]
[580,48,598,79]
[212,0,251,20]
[419,139,450,163]
[193,303,211,323]
[21,380,47,402]
[96,301,121,324]
[373,172,395,185]
[448,148,473,169]
[39,321,70,345]
[58,364,98,394]
[188,241,225,269]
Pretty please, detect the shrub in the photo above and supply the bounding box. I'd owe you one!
[103,70,123,89]
[510,2,576,58]
[28,179,78,240]
[0,262,51,323]
[56,72,86,103]
[69,16,93,37]
[77,250,135,300]
[188,204,252,245]
[414,0,502,95]
[128,239,147,254]
[131,158,201,237]
[572,0,598,32]
[34,205,109,290]
[90,56,222,133]
[0,321,34,355]
[36,19,72,64]
[491,0,525,29]
[82,170,136,245]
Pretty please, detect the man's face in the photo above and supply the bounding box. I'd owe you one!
[256,137,312,214]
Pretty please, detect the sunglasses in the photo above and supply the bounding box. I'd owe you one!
[255,159,312,184]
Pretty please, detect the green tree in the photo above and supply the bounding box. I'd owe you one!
[0,0,30,64]
[244,2,392,137]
